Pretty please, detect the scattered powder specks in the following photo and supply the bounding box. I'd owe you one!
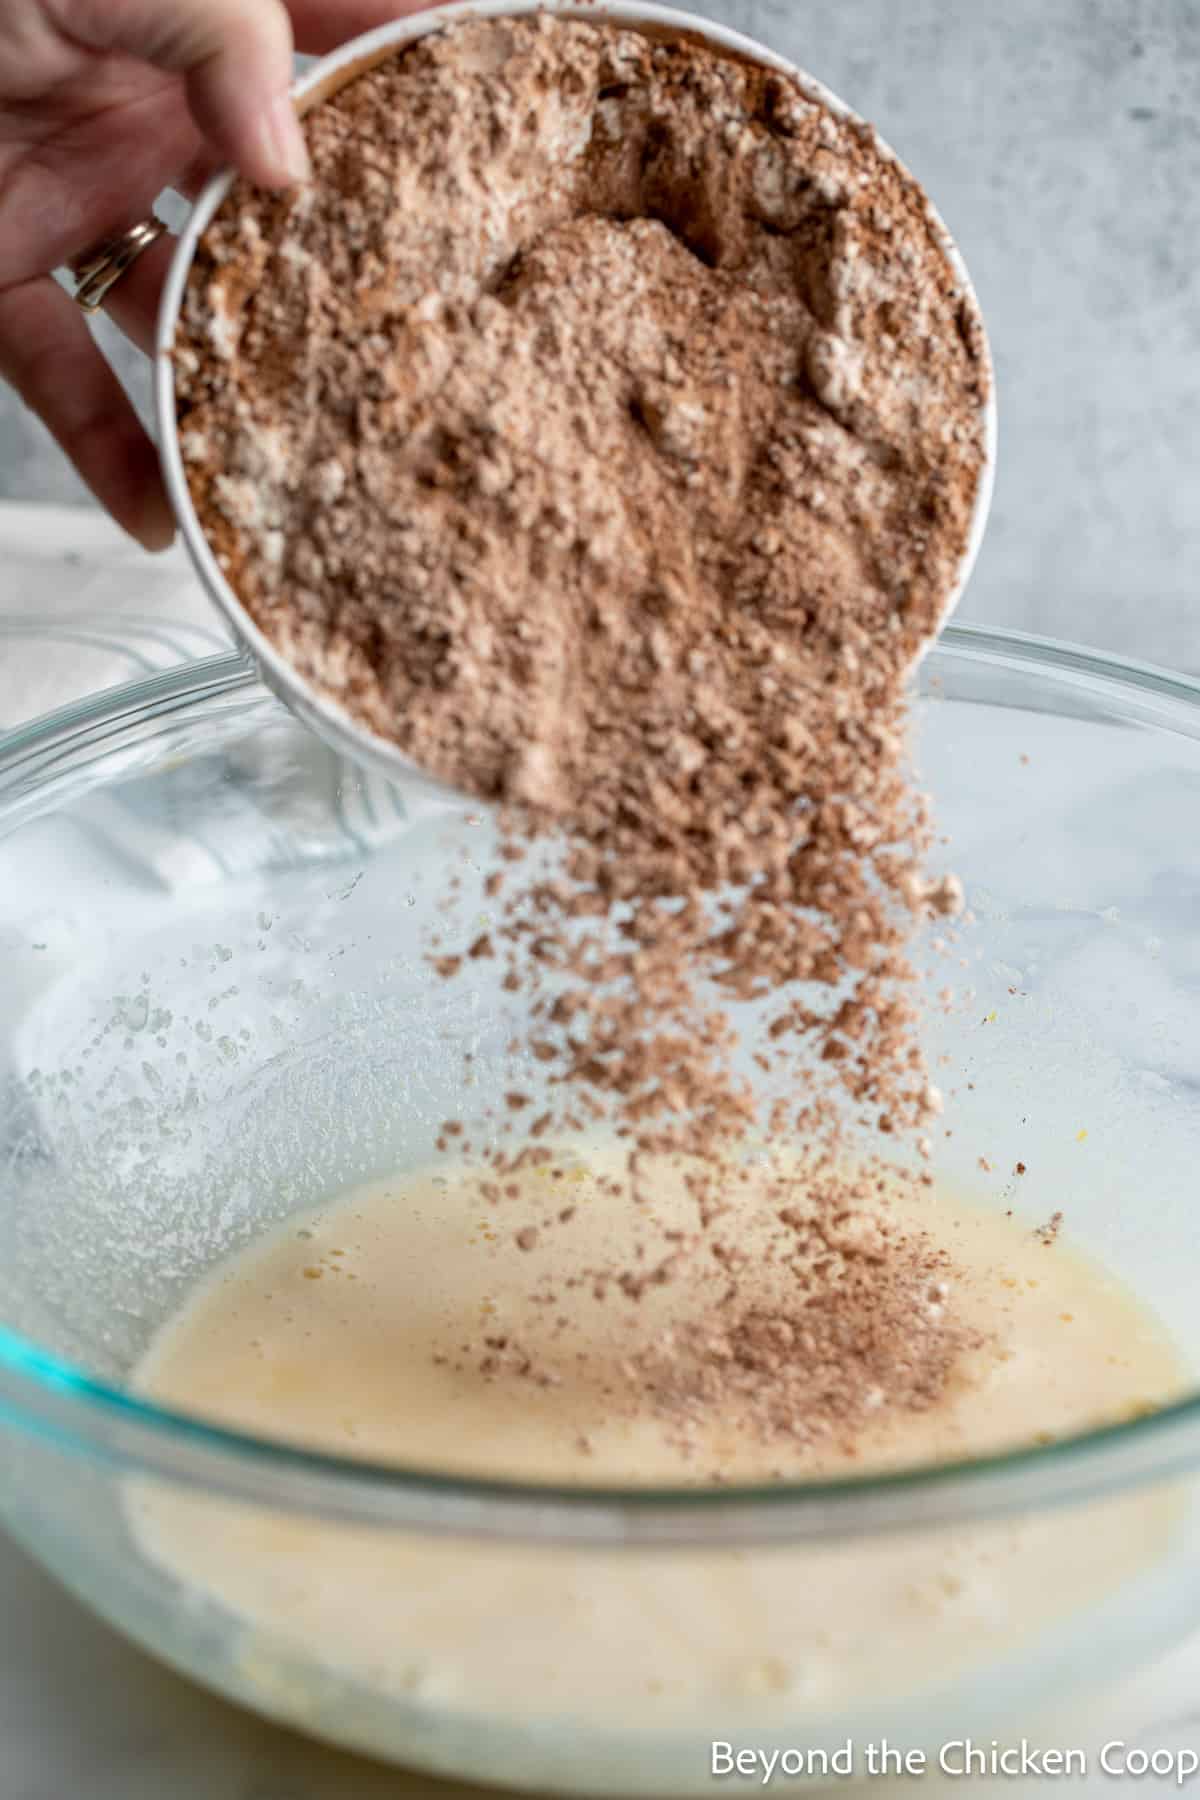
[178,15,991,1454]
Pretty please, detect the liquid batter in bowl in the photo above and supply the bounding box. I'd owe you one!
[131,1146,1185,1725]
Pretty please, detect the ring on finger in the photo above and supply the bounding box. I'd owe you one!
[72,217,168,315]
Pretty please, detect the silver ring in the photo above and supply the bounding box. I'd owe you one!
[72,217,168,314]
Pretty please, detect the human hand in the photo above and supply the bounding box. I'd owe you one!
[0,0,420,550]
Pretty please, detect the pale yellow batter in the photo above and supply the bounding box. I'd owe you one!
[130,1147,1187,1725]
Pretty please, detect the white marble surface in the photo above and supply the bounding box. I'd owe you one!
[2,0,1200,671]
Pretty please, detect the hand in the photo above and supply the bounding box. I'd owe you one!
[0,0,419,550]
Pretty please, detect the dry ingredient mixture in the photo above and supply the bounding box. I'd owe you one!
[176,15,992,1468]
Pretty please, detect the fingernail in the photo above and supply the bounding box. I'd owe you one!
[261,93,311,189]
[136,492,177,554]
[142,520,176,554]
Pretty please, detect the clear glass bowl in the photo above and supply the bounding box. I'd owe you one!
[0,625,1198,1795]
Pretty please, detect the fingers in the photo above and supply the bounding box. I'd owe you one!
[285,0,429,56]
[48,0,309,188]
[0,276,174,551]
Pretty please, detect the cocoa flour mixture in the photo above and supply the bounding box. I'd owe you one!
[175,15,992,1458]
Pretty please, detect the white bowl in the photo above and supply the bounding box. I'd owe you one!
[154,0,997,807]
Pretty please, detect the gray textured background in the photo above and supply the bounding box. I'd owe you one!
[2,0,1197,670]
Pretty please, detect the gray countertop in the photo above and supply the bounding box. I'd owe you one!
[3,0,1199,672]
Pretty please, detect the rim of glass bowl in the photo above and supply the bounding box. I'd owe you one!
[1,623,1199,1547]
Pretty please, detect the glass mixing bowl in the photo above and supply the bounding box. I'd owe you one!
[0,624,1198,1796]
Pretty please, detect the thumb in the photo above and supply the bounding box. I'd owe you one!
[51,0,310,188]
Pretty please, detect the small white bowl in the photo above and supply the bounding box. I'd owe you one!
[155,0,997,804]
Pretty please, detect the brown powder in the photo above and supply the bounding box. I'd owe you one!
[1036,1211,1064,1248]
[438,1148,981,1472]
[176,15,990,1459]
[631,1148,980,1461]
[631,1209,977,1458]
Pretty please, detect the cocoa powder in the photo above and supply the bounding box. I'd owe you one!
[176,15,991,1456]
